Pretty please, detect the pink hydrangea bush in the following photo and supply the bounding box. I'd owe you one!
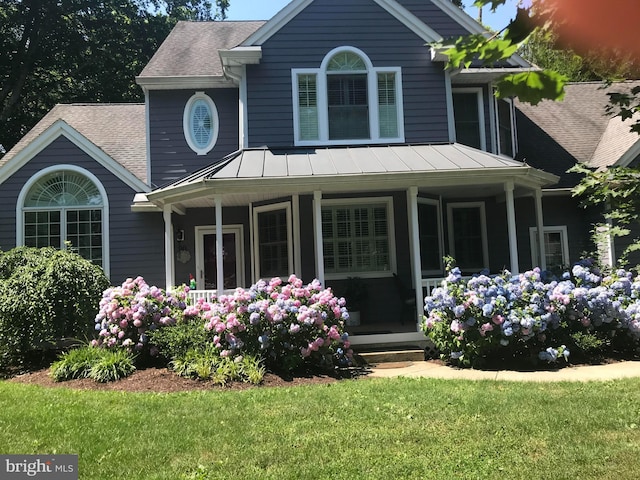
[193,275,353,371]
[93,277,188,356]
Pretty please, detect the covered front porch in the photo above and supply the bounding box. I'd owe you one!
[139,143,558,345]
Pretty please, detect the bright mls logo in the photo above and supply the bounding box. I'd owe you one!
[0,455,78,479]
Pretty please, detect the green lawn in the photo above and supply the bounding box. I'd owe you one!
[1,377,639,479]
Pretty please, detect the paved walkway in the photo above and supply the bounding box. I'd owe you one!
[368,360,640,382]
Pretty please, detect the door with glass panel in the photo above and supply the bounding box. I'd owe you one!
[195,226,244,291]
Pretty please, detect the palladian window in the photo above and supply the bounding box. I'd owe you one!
[21,169,106,268]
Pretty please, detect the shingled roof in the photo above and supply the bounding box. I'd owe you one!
[516,81,640,170]
[0,104,147,184]
[138,21,266,79]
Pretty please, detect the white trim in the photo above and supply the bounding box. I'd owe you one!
[16,165,111,277]
[0,120,149,192]
[135,76,234,90]
[313,191,325,286]
[292,46,405,146]
[417,197,444,276]
[252,201,294,280]
[372,0,442,43]
[292,194,302,276]
[320,196,397,280]
[504,180,519,273]
[488,83,497,154]
[243,0,442,47]
[239,66,249,149]
[495,97,517,158]
[451,87,487,151]
[194,224,245,290]
[534,188,546,271]
[616,138,640,167]
[407,187,423,327]
[183,91,219,155]
[144,90,152,185]
[529,225,569,268]
[242,0,314,46]
[446,201,489,271]
[444,70,456,143]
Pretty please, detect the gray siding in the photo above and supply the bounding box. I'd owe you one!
[148,89,240,187]
[246,0,450,147]
[399,0,475,38]
[0,136,165,286]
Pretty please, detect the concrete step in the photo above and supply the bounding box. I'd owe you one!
[356,349,425,365]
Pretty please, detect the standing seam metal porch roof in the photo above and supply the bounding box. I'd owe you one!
[150,143,559,199]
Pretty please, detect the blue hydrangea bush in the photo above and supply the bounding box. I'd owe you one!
[423,260,640,368]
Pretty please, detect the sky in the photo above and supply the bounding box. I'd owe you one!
[226,0,524,32]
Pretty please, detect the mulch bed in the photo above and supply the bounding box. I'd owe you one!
[7,366,366,393]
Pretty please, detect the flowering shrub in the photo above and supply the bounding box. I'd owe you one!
[423,260,640,367]
[183,275,353,372]
[93,277,188,356]
[94,275,352,373]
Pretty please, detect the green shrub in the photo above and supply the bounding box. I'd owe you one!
[0,247,110,368]
[50,346,136,383]
[148,318,209,360]
[88,349,136,383]
[170,347,265,385]
[49,345,106,381]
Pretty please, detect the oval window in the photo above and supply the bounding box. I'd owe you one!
[183,92,219,155]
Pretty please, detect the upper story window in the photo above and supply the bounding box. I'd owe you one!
[496,98,516,158]
[292,47,404,146]
[452,88,486,151]
[183,92,219,155]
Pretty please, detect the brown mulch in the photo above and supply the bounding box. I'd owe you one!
[7,367,365,393]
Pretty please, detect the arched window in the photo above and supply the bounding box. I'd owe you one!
[18,167,108,270]
[183,92,219,155]
[292,46,404,146]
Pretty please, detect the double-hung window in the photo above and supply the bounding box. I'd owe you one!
[452,88,486,150]
[529,226,569,269]
[496,98,516,157]
[447,202,489,272]
[293,47,404,146]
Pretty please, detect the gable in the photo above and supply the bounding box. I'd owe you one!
[0,118,149,193]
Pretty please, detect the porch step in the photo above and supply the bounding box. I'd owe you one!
[356,349,425,365]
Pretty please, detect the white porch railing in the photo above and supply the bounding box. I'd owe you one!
[187,289,238,303]
[421,276,472,296]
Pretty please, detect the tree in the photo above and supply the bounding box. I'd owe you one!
[443,0,640,265]
[0,0,229,157]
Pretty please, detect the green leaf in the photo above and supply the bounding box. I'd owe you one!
[504,8,535,44]
[495,70,568,105]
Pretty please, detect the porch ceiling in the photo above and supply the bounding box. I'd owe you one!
[145,143,559,208]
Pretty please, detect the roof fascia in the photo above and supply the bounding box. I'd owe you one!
[0,119,150,192]
[429,0,530,67]
[241,0,314,46]
[614,137,640,167]
[135,75,235,91]
[147,165,557,206]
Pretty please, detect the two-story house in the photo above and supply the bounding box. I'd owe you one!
[0,0,574,346]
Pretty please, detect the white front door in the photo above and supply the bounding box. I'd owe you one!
[195,225,244,290]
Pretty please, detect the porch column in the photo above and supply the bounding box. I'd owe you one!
[534,188,547,270]
[292,194,302,277]
[504,181,520,274]
[313,191,325,286]
[163,204,174,290]
[215,196,224,293]
[407,187,424,328]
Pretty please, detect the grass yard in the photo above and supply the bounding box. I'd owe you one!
[1,377,639,479]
